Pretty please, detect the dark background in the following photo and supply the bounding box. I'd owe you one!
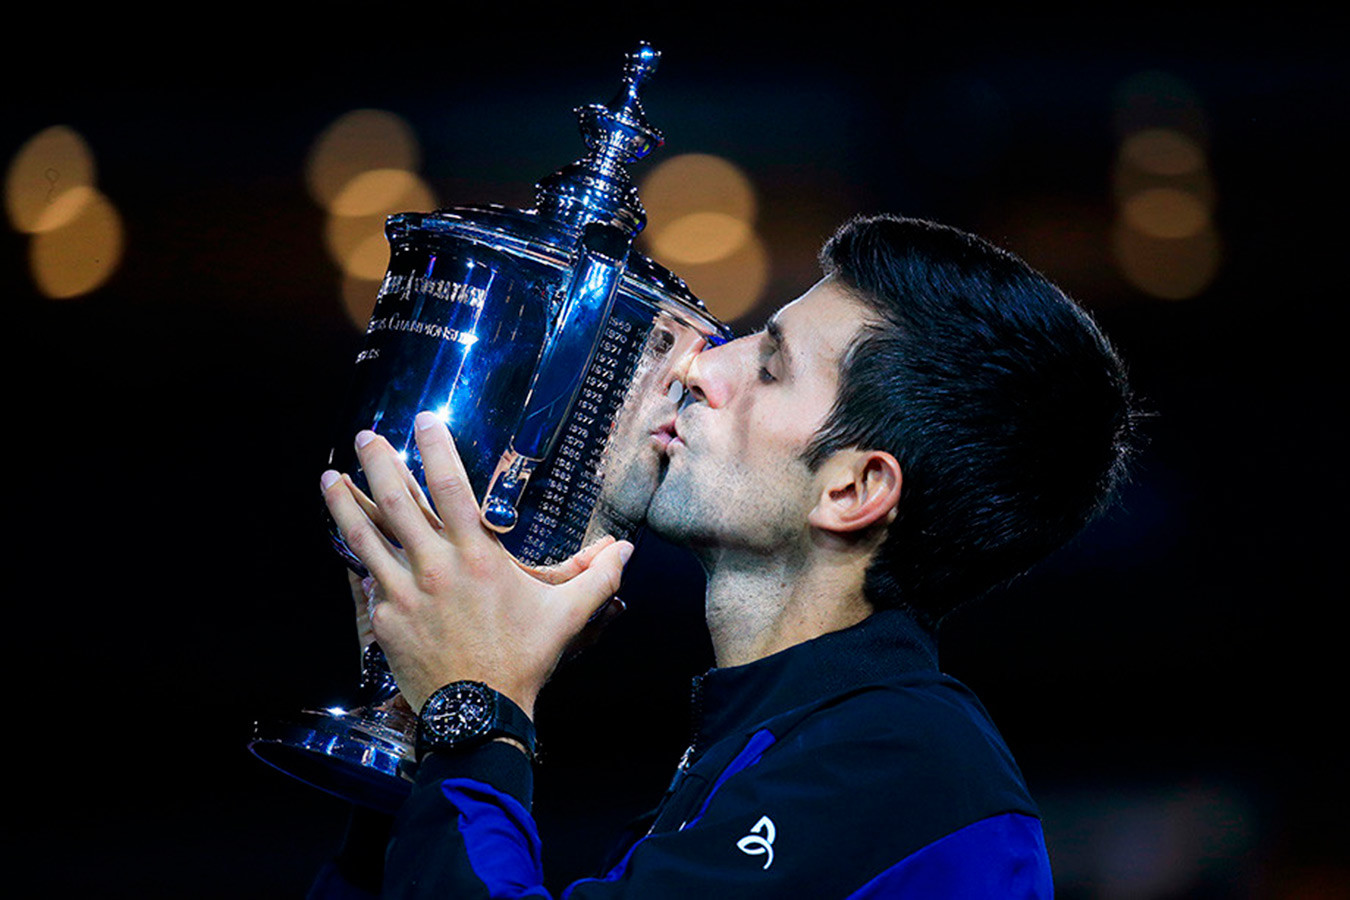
[7,7,1344,897]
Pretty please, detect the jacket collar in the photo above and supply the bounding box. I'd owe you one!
[691,608,939,753]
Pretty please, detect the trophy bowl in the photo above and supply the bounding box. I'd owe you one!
[249,44,730,812]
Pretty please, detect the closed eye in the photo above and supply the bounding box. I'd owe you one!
[758,323,784,384]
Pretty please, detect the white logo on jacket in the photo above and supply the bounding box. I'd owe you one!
[736,815,776,869]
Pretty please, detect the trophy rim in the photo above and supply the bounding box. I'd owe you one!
[249,708,416,813]
[386,204,733,341]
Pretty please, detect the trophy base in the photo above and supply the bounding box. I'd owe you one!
[250,705,417,814]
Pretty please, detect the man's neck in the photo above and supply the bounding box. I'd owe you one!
[701,543,873,668]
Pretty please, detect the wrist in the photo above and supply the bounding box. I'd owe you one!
[404,671,538,721]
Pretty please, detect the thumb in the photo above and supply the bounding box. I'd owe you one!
[520,534,616,586]
[558,539,633,621]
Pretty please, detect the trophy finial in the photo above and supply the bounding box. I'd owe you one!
[627,42,660,90]
[597,42,663,162]
[534,43,665,234]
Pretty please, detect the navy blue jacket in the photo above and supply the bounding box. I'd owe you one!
[313,609,1053,898]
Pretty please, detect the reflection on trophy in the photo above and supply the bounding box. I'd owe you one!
[249,44,730,812]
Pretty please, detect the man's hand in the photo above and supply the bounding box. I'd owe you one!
[321,411,633,718]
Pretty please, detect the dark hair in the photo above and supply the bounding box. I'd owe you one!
[806,214,1139,627]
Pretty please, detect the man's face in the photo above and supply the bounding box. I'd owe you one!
[647,278,871,556]
[591,315,706,538]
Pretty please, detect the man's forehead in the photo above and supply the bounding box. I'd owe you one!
[767,279,870,368]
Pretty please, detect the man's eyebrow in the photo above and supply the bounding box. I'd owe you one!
[764,317,793,370]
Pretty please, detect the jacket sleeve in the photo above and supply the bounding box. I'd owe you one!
[380,741,545,899]
[374,714,1053,899]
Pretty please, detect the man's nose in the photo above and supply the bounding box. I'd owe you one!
[682,338,741,408]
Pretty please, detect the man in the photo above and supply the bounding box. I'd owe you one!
[312,214,1136,897]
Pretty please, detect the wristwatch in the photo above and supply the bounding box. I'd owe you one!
[416,680,537,762]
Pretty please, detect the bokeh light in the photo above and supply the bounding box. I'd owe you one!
[1113,159,1215,211]
[6,125,96,234]
[330,168,426,218]
[674,231,770,322]
[1122,188,1211,240]
[31,184,99,234]
[1110,75,1219,301]
[652,211,753,265]
[640,153,766,321]
[1120,128,1206,177]
[642,153,756,230]
[306,109,435,327]
[305,110,421,211]
[29,188,125,299]
[7,125,123,298]
[323,172,435,278]
[1112,221,1221,301]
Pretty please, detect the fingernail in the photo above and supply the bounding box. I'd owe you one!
[415,411,440,431]
[355,430,376,448]
[320,470,341,491]
[618,541,634,564]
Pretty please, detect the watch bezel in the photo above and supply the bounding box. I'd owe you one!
[419,680,496,746]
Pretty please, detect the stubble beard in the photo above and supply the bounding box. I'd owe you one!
[646,449,813,564]
[646,454,707,547]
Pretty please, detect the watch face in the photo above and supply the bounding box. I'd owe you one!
[421,681,494,745]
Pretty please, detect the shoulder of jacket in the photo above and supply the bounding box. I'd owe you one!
[788,675,998,741]
[765,678,1030,797]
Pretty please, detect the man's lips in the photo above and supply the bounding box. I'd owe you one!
[651,416,683,451]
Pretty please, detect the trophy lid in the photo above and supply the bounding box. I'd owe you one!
[533,43,664,235]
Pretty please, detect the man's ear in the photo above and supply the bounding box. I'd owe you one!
[807,449,902,534]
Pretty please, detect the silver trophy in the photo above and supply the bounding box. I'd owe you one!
[250,44,730,812]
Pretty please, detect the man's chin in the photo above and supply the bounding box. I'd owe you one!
[645,476,696,543]
[645,508,684,544]
[595,455,662,530]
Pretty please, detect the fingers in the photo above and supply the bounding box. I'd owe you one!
[344,466,442,538]
[553,540,633,665]
[354,430,428,534]
[412,412,483,535]
[520,535,617,586]
[354,428,453,563]
[398,466,444,533]
[558,539,634,624]
[326,415,478,581]
[346,474,382,522]
[342,414,485,548]
[571,535,618,570]
[322,468,403,585]
[402,469,445,531]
